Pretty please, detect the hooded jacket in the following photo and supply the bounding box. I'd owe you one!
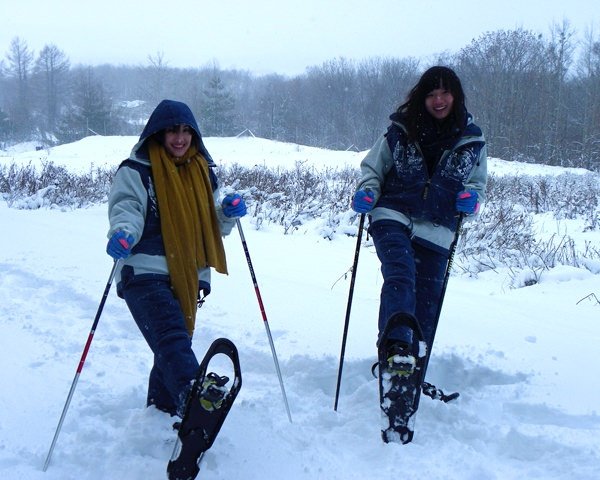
[107,99,235,293]
[356,113,487,253]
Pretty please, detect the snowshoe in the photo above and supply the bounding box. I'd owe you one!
[377,313,427,444]
[167,338,242,480]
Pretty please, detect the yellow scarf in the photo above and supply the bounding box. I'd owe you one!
[148,138,227,336]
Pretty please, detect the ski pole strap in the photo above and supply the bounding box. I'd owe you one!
[421,381,460,403]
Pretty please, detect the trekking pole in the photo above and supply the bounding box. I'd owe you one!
[43,259,120,471]
[429,213,465,351]
[420,213,465,394]
[333,213,365,411]
[235,219,293,423]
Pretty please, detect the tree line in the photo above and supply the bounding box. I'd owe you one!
[1,21,599,171]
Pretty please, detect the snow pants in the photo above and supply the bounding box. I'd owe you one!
[369,220,448,348]
[119,266,199,416]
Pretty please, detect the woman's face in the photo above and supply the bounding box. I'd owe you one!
[163,124,193,157]
[425,88,454,121]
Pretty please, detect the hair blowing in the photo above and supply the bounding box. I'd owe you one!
[398,66,467,141]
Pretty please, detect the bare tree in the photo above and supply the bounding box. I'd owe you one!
[356,57,420,147]
[575,27,600,170]
[303,57,359,149]
[4,37,34,138]
[457,29,549,161]
[34,44,71,135]
[254,73,294,140]
[545,20,576,165]
[141,51,172,104]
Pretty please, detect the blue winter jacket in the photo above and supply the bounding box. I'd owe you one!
[107,99,236,293]
[356,114,487,253]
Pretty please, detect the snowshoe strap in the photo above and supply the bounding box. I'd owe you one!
[421,381,460,403]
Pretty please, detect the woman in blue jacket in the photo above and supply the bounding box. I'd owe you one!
[352,66,487,438]
[106,99,246,417]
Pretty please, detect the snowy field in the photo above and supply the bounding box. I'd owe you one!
[0,136,599,479]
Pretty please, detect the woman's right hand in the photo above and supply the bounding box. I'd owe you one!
[106,231,134,259]
[352,190,375,213]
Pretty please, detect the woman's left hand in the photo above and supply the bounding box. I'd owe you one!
[456,190,479,214]
[222,193,247,218]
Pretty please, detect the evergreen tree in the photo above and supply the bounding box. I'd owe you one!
[56,68,119,143]
[202,73,236,136]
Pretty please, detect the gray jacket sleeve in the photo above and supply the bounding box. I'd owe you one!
[214,189,237,236]
[464,143,488,205]
[355,134,393,200]
[107,166,147,244]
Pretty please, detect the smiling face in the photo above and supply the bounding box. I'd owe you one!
[425,88,454,121]
[163,124,193,157]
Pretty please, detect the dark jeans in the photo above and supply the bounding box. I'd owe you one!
[369,220,448,348]
[120,267,199,416]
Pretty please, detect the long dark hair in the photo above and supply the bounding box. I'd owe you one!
[398,66,466,141]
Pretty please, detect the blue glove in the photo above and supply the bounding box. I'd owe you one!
[456,190,479,214]
[352,190,375,213]
[222,193,247,218]
[106,231,134,259]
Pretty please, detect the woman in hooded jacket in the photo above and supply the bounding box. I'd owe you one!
[106,99,247,417]
[351,66,487,440]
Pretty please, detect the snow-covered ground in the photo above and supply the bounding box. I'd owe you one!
[0,137,599,479]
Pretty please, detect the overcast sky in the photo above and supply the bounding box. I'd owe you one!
[2,0,597,76]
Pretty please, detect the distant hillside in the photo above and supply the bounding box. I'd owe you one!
[1,135,593,177]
